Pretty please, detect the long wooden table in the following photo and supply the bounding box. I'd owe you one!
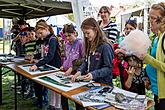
[5,61,116,110]
[5,60,154,110]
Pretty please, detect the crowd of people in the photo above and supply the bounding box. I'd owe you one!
[10,2,165,110]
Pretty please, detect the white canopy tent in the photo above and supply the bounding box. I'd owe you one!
[44,15,76,35]
[120,4,149,35]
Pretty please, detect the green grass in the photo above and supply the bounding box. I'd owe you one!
[0,67,41,110]
[0,67,76,110]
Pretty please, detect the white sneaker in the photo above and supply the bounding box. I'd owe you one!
[11,85,21,89]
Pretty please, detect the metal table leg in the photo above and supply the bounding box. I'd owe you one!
[14,72,17,110]
[0,66,2,105]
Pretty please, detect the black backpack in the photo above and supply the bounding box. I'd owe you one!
[162,33,165,55]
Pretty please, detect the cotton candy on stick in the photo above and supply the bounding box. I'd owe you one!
[120,30,151,56]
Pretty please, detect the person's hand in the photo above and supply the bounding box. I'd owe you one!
[82,73,93,81]
[71,71,81,82]
[30,59,38,63]
[115,48,126,55]
[60,66,64,70]
[137,52,147,60]
[29,65,38,71]
[126,67,135,77]
[25,55,33,61]
[24,57,30,62]
[145,77,151,90]
[29,59,36,63]
[64,68,72,76]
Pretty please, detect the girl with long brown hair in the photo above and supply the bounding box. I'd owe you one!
[71,18,114,85]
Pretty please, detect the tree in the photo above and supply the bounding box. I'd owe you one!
[66,13,76,23]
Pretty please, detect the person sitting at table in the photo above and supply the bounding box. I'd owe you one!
[71,17,114,85]
[29,21,61,109]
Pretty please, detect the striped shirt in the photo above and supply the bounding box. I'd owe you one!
[99,20,119,43]
[24,40,37,55]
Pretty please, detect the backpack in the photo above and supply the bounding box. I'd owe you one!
[55,34,66,58]
[162,33,165,55]
[48,34,65,60]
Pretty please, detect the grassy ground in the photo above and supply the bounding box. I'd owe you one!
[0,68,40,110]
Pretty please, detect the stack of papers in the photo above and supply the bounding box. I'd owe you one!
[33,71,93,91]
[72,86,147,109]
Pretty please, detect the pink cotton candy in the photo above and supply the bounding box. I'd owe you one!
[119,29,151,56]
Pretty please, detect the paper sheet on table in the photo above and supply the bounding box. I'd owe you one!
[72,87,108,107]
[81,102,106,107]
[33,71,93,91]
[18,64,60,75]
[112,86,137,98]
[12,57,25,61]
[136,95,146,99]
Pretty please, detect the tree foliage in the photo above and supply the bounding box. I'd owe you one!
[66,13,76,23]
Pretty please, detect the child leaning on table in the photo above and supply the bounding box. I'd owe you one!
[24,27,37,61]
[29,21,61,109]
[22,27,38,98]
[71,17,114,85]
[60,23,84,76]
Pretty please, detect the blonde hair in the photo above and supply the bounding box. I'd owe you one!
[151,2,165,17]
[151,2,165,33]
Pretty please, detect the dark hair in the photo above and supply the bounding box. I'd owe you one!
[28,27,35,32]
[99,6,111,15]
[124,55,143,68]
[62,24,67,33]
[81,17,112,55]
[17,20,26,25]
[17,19,30,28]
[125,20,137,29]
[64,23,76,33]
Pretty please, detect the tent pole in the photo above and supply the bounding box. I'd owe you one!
[71,0,84,39]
